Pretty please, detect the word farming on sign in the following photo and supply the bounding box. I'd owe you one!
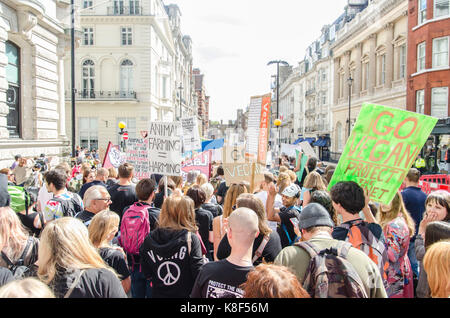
[125,138,151,179]
[148,122,182,176]
[328,103,438,204]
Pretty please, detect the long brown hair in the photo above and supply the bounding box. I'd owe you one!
[158,195,198,232]
[223,183,248,218]
[377,192,416,238]
[236,193,271,236]
[303,171,327,191]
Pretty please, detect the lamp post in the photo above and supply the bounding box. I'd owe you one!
[118,121,127,151]
[71,0,76,158]
[347,76,353,139]
[268,60,289,154]
[178,83,183,121]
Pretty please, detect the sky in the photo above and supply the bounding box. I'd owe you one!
[166,0,349,122]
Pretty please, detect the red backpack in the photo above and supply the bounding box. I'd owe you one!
[119,203,150,258]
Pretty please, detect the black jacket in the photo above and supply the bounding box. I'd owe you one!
[201,203,223,218]
[139,228,205,298]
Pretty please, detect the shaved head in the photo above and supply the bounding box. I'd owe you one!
[228,207,259,241]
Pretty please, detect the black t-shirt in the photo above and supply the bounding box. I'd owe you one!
[0,267,13,287]
[17,211,42,236]
[195,208,214,254]
[50,267,127,298]
[277,206,302,248]
[216,231,282,266]
[78,180,107,199]
[108,183,138,220]
[75,210,96,227]
[190,259,253,298]
[201,203,223,218]
[99,247,130,281]
[216,181,228,205]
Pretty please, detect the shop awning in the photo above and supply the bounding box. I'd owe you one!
[293,138,304,145]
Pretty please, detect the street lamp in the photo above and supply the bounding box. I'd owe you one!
[268,60,289,154]
[178,83,183,120]
[347,76,353,138]
[71,0,76,158]
[118,121,127,151]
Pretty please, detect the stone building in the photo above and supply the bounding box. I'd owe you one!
[193,67,209,137]
[0,0,72,167]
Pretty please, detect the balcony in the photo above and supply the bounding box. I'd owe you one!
[305,89,316,97]
[107,6,143,16]
[66,90,137,101]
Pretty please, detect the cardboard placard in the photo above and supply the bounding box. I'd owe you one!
[181,150,212,182]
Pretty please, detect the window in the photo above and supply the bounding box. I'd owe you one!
[432,37,449,68]
[120,59,133,97]
[129,0,140,15]
[362,62,369,90]
[116,118,136,144]
[380,55,386,85]
[434,0,450,18]
[5,41,20,138]
[162,76,168,99]
[419,0,427,24]
[82,59,95,97]
[400,44,407,78]
[83,27,94,45]
[339,73,344,98]
[121,27,132,45]
[83,1,93,9]
[114,0,124,14]
[417,42,426,72]
[79,117,98,151]
[431,87,449,118]
[416,90,425,114]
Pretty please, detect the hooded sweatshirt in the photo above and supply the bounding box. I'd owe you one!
[139,228,205,298]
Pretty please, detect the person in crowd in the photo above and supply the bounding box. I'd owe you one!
[415,155,426,175]
[446,145,450,172]
[0,168,15,185]
[214,167,228,205]
[241,263,310,298]
[186,185,214,260]
[0,277,55,298]
[266,183,302,248]
[78,167,108,199]
[200,183,222,217]
[68,162,91,193]
[276,172,291,195]
[274,203,387,298]
[0,267,13,288]
[75,185,111,227]
[195,173,208,187]
[108,163,138,222]
[183,170,200,195]
[106,168,119,188]
[217,193,282,265]
[153,177,175,209]
[10,154,21,171]
[309,190,338,226]
[212,183,247,260]
[16,191,45,237]
[12,157,34,187]
[139,194,205,298]
[88,210,131,295]
[37,217,126,298]
[82,169,96,186]
[254,173,283,211]
[169,176,184,192]
[43,169,84,221]
[0,206,39,276]
[37,171,53,214]
[415,191,450,298]
[423,240,450,298]
[301,171,327,208]
[376,192,415,298]
[0,175,10,209]
[190,207,259,298]
[401,168,427,281]
[35,153,49,172]
[287,170,297,184]
[330,181,389,284]
[24,163,43,194]
[323,164,336,185]
[121,178,159,299]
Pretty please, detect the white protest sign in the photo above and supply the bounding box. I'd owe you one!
[280,143,302,157]
[299,141,318,159]
[181,116,201,152]
[148,122,182,176]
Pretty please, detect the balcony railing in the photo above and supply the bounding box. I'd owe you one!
[107,6,143,16]
[67,90,137,100]
[305,89,316,97]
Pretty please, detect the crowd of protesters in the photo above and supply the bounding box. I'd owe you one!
[0,148,448,299]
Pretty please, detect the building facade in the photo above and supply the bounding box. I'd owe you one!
[0,0,72,167]
[65,0,195,153]
[193,67,209,137]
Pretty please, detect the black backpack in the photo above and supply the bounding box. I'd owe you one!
[52,194,84,218]
[1,237,38,279]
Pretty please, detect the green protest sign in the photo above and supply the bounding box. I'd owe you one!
[295,150,308,183]
[327,103,438,204]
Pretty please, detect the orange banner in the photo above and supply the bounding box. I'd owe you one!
[258,94,271,165]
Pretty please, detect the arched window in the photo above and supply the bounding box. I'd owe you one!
[82,59,95,98]
[120,59,133,97]
[5,41,20,138]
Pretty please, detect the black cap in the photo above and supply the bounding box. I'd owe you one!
[0,174,10,208]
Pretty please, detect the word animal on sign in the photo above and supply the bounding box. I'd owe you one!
[149,123,178,137]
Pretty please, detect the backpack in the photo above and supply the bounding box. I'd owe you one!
[340,220,389,282]
[119,202,150,257]
[1,237,38,279]
[296,240,368,298]
[51,194,84,218]
[7,185,31,213]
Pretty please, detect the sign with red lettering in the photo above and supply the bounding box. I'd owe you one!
[246,94,271,165]
[181,150,212,182]
[328,103,438,204]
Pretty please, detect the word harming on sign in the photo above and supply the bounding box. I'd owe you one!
[148,122,182,176]
[328,103,438,204]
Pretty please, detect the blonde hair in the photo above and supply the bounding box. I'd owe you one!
[108,167,118,179]
[279,166,288,173]
[236,193,271,236]
[223,183,248,218]
[37,217,116,284]
[201,183,215,200]
[287,170,297,183]
[0,278,55,298]
[0,207,29,260]
[377,192,416,238]
[423,240,450,298]
[88,210,120,248]
[303,171,327,191]
[196,174,208,187]
[158,195,198,232]
[277,173,291,194]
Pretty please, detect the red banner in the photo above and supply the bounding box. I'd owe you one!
[181,150,212,181]
[102,142,125,169]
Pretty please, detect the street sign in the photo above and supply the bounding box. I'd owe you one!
[123,132,129,140]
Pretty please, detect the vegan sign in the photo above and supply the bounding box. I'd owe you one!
[328,103,438,204]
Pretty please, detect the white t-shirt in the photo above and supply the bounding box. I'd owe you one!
[37,185,53,213]
[254,190,283,211]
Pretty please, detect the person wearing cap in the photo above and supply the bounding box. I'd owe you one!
[266,183,302,248]
[274,203,387,298]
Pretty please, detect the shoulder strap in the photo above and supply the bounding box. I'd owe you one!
[17,237,33,265]
[64,269,86,298]
[281,223,294,246]
[1,251,14,268]
[335,240,353,259]
[252,235,270,263]
[1,237,32,268]
[295,240,321,258]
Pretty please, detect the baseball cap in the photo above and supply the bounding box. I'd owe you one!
[281,184,300,198]
[299,203,334,230]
